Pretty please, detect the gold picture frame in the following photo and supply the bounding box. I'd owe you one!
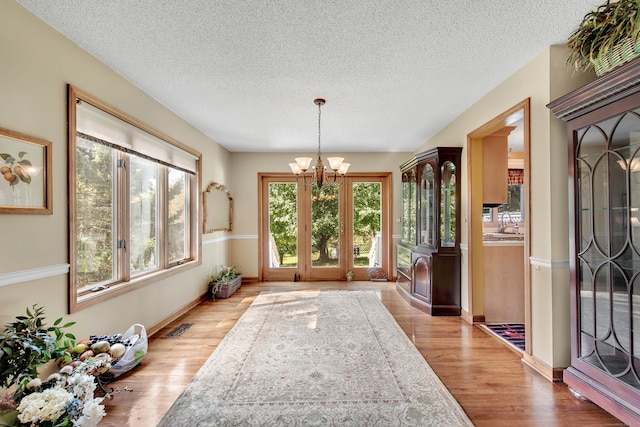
[0,127,52,214]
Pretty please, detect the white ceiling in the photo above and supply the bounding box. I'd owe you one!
[16,0,597,154]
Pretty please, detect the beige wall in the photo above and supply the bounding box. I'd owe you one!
[0,2,232,338]
[229,152,412,278]
[1,0,599,380]
[414,45,595,373]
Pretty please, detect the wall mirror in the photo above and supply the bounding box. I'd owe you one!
[203,181,233,233]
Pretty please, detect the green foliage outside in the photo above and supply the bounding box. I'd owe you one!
[352,182,382,266]
[76,140,114,288]
[498,185,522,214]
[268,183,298,266]
[75,138,188,290]
[269,181,381,267]
[311,184,339,265]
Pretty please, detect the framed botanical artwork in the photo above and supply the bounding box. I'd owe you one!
[0,127,52,214]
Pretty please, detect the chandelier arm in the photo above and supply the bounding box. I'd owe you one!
[300,172,311,187]
[329,171,344,185]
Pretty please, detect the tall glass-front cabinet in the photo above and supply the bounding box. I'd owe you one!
[397,147,462,315]
[549,60,640,425]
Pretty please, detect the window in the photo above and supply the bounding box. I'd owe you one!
[69,85,201,312]
[497,183,524,223]
[483,183,524,228]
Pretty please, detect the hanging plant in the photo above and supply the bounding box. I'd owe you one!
[567,0,640,74]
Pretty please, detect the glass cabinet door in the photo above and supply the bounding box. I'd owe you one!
[575,108,640,392]
[440,161,456,247]
[420,164,435,246]
[401,170,417,244]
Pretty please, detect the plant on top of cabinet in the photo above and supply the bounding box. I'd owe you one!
[567,0,640,76]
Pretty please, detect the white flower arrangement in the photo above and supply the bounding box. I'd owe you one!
[2,356,109,427]
[17,387,74,424]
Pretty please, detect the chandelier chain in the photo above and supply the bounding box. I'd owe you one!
[317,101,322,156]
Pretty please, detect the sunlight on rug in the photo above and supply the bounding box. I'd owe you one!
[158,290,473,426]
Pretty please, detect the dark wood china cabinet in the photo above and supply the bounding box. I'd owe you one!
[396,147,462,315]
[548,59,640,425]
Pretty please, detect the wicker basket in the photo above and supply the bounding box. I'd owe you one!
[208,275,242,299]
[593,37,640,76]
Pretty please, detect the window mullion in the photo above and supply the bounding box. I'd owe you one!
[119,152,131,281]
[159,166,168,268]
[183,173,196,264]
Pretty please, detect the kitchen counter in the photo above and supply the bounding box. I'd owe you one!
[483,233,524,245]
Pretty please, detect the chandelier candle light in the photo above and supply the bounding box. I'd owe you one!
[289,98,350,190]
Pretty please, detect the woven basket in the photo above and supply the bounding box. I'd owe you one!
[593,37,640,76]
[208,275,241,299]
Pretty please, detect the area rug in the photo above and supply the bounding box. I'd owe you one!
[158,290,473,426]
[483,323,525,351]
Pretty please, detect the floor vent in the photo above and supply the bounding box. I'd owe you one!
[163,323,193,338]
[482,323,525,352]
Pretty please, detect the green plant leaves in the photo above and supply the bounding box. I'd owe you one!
[567,0,640,71]
[0,305,76,393]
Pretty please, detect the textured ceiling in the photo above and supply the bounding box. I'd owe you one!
[16,0,597,153]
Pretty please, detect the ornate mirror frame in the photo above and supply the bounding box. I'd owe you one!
[203,181,233,233]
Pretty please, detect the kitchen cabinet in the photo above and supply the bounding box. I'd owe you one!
[396,147,462,315]
[482,126,514,207]
[548,59,640,425]
[482,241,524,323]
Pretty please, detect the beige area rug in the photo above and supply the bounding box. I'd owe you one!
[158,290,473,426]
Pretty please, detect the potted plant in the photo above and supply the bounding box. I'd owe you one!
[567,0,640,76]
[208,265,242,299]
[0,305,108,426]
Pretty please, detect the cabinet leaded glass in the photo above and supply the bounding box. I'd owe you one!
[549,59,640,425]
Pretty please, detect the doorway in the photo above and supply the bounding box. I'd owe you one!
[467,99,531,354]
[258,173,391,281]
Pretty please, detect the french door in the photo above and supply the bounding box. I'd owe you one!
[259,173,390,281]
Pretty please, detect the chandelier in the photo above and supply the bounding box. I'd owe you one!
[289,98,349,190]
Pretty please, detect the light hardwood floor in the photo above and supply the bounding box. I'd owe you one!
[100,282,625,426]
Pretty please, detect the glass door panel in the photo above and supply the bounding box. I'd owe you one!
[441,161,456,247]
[402,170,417,244]
[420,165,435,246]
[575,109,640,392]
[352,182,382,268]
[262,177,302,281]
[268,182,298,268]
[129,155,159,275]
[311,184,340,269]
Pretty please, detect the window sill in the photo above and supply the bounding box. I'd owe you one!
[71,259,201,313]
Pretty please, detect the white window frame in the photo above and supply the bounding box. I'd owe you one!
[68,85,201,313]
